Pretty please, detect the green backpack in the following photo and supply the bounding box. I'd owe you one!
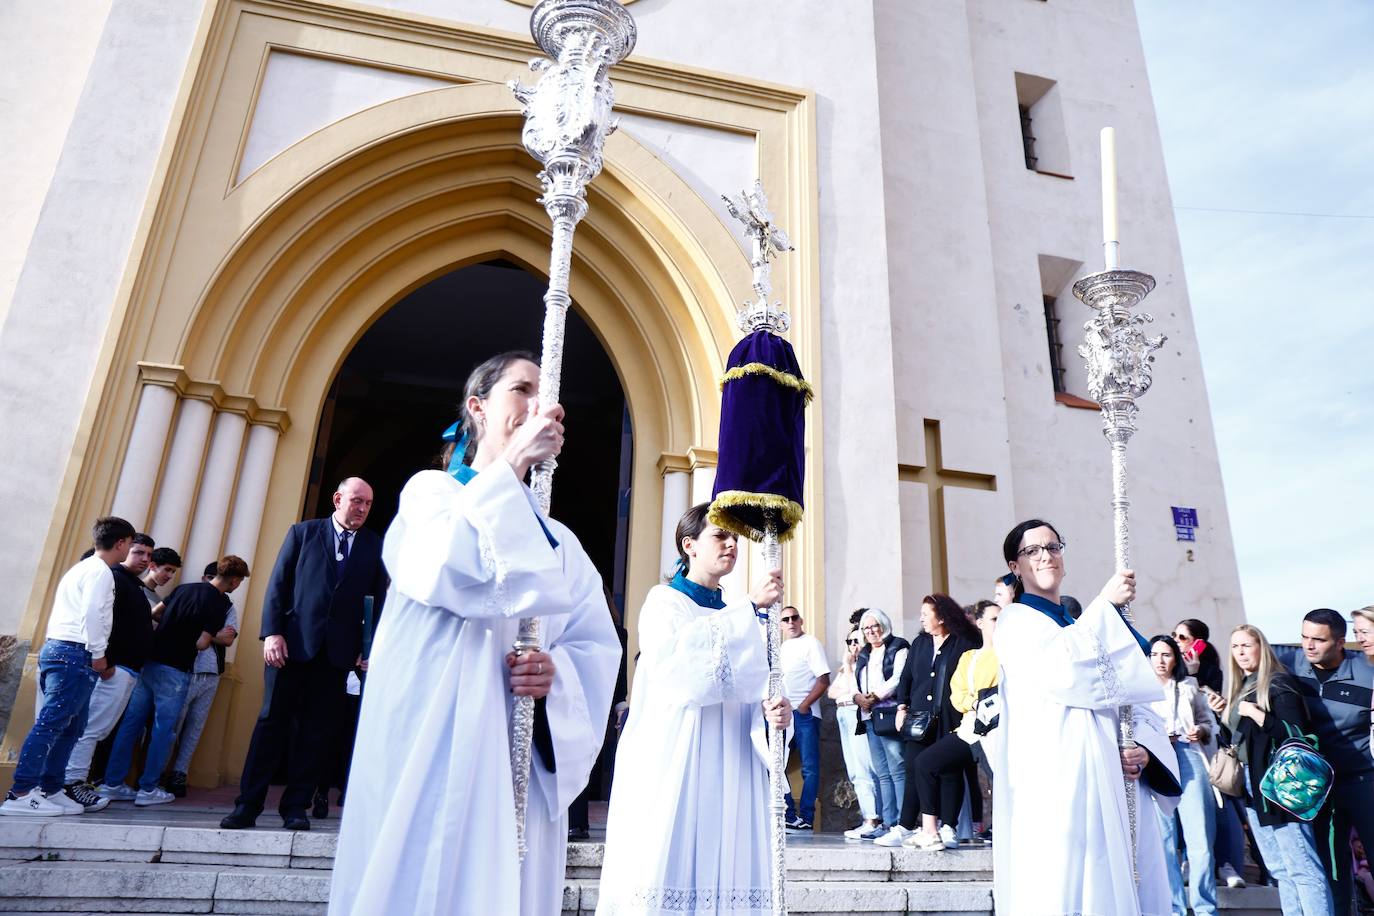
[1259,722,1333,822]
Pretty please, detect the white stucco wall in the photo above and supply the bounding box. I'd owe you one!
[0,0,208,635]
[966,0,1244,637]
[0,0,114,330]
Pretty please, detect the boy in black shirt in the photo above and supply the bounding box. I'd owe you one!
[96,556,248,806]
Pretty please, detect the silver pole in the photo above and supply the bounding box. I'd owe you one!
[1073,266,1164,885]
[762,520,788,916]
[507,0,636,862]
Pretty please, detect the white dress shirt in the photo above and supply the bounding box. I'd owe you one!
[46,554,115,657]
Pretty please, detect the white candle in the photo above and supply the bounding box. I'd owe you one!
[1099,127,1121,269]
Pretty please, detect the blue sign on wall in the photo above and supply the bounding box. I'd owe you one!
[1172,506,1199,542]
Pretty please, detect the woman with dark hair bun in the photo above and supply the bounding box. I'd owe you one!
[991,518,1182,916]
[871,594,980,850]
[330,352,622,916]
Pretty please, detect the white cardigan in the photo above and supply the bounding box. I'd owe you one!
[1149,676,1218,758]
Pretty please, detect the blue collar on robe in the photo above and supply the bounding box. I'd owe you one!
[449,462,559,550]
[1020,592,1150,654]
[669,571,726,609]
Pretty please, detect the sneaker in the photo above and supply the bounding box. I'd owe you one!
[1218,863,1246,889]
[974,826,993,845]
[44,788,85,816]
[873,825,913,847]
[166,771,188,799]
[844,822,880,840]
[938,824,959,849]
[134,787,175,807]
[859,823,888,840]
[0,789,64,817]
[905,830,946,852]
[63,783,109,813]
[785,819,813,833]
[95,782,137,802]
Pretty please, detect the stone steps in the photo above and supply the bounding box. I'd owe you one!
[0,816,1279,915]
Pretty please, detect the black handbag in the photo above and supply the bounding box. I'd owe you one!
[870,704,901,737]
[899,709,932,741]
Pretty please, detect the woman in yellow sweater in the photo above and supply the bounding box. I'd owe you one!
[906,599,1001,850]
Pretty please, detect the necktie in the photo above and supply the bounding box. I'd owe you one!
[337,529,351,575]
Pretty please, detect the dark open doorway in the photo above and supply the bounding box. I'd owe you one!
[305,259,632,615]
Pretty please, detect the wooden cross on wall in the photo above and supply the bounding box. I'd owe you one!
[897,419,998,595]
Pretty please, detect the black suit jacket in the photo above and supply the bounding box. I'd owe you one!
[259,518,388,669]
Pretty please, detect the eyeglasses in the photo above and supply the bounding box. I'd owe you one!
[1172,632,1191,641]
[1016,541,1067,560]
[781,615,800,623]
[845,638,861,645]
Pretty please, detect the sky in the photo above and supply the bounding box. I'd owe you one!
[1135,3,1374,643]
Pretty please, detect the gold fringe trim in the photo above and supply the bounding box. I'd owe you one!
[707,491,804,542]
[719,363,815,404]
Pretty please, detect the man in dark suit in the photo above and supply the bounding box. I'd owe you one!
[222,477,387,830]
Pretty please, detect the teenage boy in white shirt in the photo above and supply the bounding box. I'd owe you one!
[1,516,134,817]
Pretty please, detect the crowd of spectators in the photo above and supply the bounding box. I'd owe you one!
[813,566,1374,914]
[2,476,384,831]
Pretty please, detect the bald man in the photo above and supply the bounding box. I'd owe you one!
[223,478,388,830]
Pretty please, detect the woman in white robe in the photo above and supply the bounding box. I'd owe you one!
[597,503,791,915]
[328,352,621,916]
[991,518,1182,916]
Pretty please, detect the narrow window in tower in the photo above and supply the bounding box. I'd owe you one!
[1019,105,1038,170]
[1014,73,1072,178]
[1043,295,1067,394]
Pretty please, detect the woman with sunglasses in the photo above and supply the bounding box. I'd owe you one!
[991,518,1180,916]
[1173,619,1224,694]
[853,607,909,839]
[829,621,882,839]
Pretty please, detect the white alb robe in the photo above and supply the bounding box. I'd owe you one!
[597,585,772,915]
[991,596,1181,916]
[328,464,620,916]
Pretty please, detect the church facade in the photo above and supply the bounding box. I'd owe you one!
[0,0,1242,789]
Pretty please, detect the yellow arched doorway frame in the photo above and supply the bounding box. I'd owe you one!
[190,84,751,774]
[4,91,821,788]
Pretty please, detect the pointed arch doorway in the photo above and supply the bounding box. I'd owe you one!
[305,259,633,610]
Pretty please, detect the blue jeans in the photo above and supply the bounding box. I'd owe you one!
[784,712,821,823]
[104,661,190,792]
[864,722,905,827]
[1244,807,1335,916]
[1157,742,1217,915]
[1214,792,1248,873]
[836,705,878,821]
[11,640,98,794]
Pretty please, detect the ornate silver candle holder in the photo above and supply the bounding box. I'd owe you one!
[508,0,636,862]
[1073,265,1165,883]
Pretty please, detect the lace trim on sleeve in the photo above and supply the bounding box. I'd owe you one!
[707,613,736,702]
[1083,625,1124,708]
[476,523,512,617]
[598,886,771,913]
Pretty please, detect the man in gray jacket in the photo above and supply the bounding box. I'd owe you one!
[1277,607,1374,913]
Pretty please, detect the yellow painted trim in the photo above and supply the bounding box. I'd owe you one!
[686,447,717,470]
[657,453,691,476]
